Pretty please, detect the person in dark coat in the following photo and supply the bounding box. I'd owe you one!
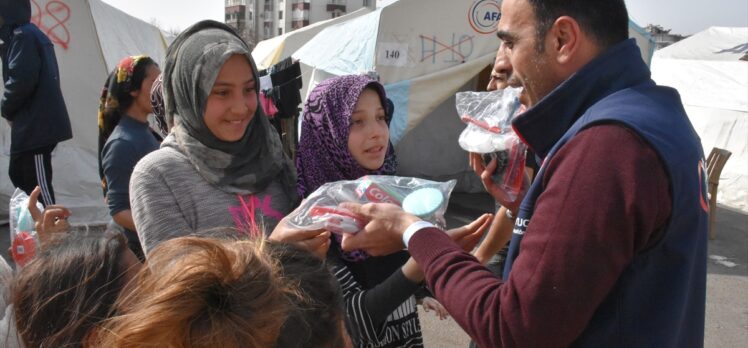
[1,0,73,206]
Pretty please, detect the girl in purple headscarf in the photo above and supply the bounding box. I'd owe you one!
[296,75,432,347]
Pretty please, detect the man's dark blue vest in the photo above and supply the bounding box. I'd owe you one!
[503,39,708,347]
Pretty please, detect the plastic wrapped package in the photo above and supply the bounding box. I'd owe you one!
[456,88,527,202]
[288,175,456,234]
[8,189,42,267]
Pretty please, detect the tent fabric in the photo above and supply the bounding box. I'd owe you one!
[0,0,167,224]
[628,19,656,66]
[252,7,372,70]
[655,27,748,61]
[652,27,748,212]
[653,27,748,112]
[89,0,167,70]
[393,55,493,144]
[293,9,380,77]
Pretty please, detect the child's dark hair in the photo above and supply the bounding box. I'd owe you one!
[267,241,348,348]
[12,231,132,347]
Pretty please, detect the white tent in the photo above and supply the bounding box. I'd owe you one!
[1,0,168,224]
[291,0,656,191]
[629,19,656,66]
[252,7,372,70]
[252,7,372,99]
[652,27,748,212]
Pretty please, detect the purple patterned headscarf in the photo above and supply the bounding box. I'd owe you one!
[296,75,397,262]
[296,75,397,198]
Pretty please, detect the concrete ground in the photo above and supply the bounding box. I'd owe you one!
[1,192,746,347]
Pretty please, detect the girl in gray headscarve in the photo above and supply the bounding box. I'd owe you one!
[129,20,300,256]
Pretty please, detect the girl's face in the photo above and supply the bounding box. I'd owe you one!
[204,54,258,142]
[347,88,389,171]
[130,64,160,116]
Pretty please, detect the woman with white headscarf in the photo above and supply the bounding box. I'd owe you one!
[129,21,301,256]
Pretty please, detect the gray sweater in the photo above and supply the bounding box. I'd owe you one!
[130,147,293,255]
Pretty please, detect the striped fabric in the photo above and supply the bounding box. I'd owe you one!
[33,154,54,205]
[332,264,424,348]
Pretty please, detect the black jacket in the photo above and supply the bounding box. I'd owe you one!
[1,0,72,153]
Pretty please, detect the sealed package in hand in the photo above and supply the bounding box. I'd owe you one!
[8,188,42,267]
[456,88,527,202]
[288,175,456,233]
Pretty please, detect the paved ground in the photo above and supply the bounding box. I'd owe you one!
[1,192,746,347]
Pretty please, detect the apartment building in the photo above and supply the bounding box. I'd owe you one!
[225,0,375,46]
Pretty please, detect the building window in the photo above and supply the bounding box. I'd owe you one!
[249,11,253,20]
[278,28,283,36]
[279,10,283,20]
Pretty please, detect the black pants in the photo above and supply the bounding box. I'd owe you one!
[9,145,56,207]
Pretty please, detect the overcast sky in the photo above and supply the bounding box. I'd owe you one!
[101,0,748,36]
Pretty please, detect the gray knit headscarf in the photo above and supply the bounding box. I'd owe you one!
[161,20,297,199]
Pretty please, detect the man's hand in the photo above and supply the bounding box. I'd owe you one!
[446,213,492,252]
[469,152,529,213]
[419,297,450,320]
[338,202,421,256]
[269,216,331,260]
[28,186,70,245]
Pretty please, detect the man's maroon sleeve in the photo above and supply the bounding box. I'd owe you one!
[408,125,671,347]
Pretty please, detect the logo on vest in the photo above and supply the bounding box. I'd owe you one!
[468,0,501,34]
[513,217,530,235]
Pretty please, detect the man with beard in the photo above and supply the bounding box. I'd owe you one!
[340,0,708,347]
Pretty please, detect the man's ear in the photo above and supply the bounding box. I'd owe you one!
[549,16,582,65]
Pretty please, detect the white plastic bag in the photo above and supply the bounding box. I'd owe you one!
[456,88,527,202]
[8,188,42,267]
[288,176,456,234]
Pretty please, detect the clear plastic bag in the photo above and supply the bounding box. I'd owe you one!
[456,88,527,202]
[8,188,42,267]
[288,175,456,234]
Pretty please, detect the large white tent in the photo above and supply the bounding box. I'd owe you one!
[252,7,372,70]
[652,27,748,212]
[0,0,167,224]
[251,7,372,99]
[289,0,656,191]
